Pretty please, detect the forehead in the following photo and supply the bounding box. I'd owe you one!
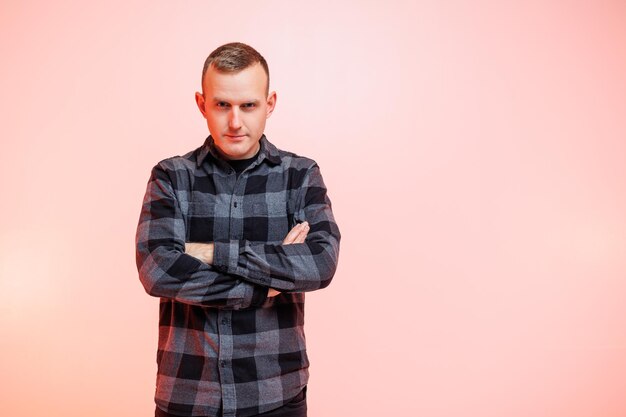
[203,63,267,101]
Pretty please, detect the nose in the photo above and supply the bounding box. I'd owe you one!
[228,108,242,130]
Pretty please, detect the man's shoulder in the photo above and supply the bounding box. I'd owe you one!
[152,146,202,173]
[271,143,318,171]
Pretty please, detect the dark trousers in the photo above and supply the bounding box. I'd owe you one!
[155,386,307,417]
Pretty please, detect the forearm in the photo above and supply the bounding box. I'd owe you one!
[136,241,268,309]
[185,242,215,265]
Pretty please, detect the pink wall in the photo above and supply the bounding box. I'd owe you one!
[1,1,625,416]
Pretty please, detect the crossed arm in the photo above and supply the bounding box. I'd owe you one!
[136,161,340,310]
[184,221,310,297]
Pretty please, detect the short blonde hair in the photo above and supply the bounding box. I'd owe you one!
[201,42,270,96]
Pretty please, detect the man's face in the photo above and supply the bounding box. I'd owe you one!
[195,62,276,160]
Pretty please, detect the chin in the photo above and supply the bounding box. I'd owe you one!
[220,143,256,160]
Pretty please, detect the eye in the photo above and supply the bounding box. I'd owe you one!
[241,102,256,109]
[216,102,230,108]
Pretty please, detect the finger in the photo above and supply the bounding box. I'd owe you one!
[282,222,304,245]
[294,222,309,244]
[282,223,301,244]
[268,289,281,297]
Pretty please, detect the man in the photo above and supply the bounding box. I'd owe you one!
[135,42,340,417]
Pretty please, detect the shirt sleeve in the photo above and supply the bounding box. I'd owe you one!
[212,163,341,292]
[135,162,268,309]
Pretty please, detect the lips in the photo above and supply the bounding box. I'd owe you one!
[225,134,246,141]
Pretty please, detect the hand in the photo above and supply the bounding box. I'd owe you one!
[184,242,215,264]
[268,222,310,297]
[282,221,309,245]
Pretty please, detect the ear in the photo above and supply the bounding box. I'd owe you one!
[265,91,277,119]
[195,91,207,119]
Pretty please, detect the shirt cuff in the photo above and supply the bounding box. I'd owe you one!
[213,239,239,273]
[250,285,269,307]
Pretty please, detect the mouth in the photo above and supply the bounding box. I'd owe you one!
[225,134,247,140]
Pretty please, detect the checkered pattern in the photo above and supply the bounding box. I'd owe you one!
[135,135,340,417]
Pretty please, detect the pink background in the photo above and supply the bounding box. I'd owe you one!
[1,1,625,416]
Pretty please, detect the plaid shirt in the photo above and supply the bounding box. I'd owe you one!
[135,135,340,417]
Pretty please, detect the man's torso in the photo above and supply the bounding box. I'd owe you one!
[153,136,314,417]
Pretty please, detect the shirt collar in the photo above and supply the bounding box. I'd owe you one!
[196,134,282,167]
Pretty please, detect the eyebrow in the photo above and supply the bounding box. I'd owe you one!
[212,98,260,105]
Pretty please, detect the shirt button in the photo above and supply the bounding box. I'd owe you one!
[233,202,238,208]
[220,361,226,367]
[221,318,229,325]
